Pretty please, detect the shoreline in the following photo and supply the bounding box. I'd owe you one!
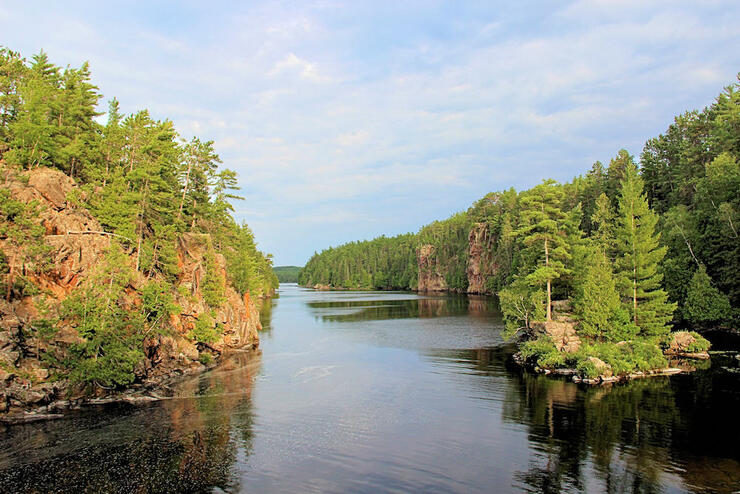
[0,347,261,426]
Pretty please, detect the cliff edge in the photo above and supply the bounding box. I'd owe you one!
[0,167,262,420]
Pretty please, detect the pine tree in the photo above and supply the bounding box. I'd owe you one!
[514,179,571,321]
[683,265,732,327]
[615,162,676,338]
[574,247,635,341]
[591,193,616,257]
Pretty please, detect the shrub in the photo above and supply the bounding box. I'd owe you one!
[188,313,221,344]
[140,280,180,332]
[198,352,213,365]
[576,359,600,379]
[520,337,566,368]
[684,331,711,352]
[573,340,668,377]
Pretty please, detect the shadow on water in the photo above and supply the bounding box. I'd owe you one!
[426,346,740,494]
[0,351,262,493]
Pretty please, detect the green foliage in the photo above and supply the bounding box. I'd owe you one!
[140,280,180,331]
[519,337,565,368]
[0,184,52,299]
[683,265,732,326]
[1,46,277,300]
[223,222,277,297]
[574,341,668,377]
[202,243,225,307]
[615,161,676,338]
[300,233,418,290]
[573,246,636,341]
[417,212,472,292]
[273,266,301,283]
[683,331,711,352]
[576,359,600,379]
[188,313,221,344]
[642,77,740,309]
[61,245,145,387]
[499,278,545,338]
[198,352,213,365]
[513,179,571,319]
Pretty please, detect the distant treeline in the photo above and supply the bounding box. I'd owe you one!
[273,266,302,283]
[300,77,740,336]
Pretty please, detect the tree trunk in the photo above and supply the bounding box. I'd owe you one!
[631,212,638,325]
[177,158,192,220]
[545,237,551,321]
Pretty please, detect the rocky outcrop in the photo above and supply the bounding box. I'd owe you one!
[0,168,262,421]
[666,331,710,359]
[466,223,497,295]
[417,244,447,292]
[530,320,581,353]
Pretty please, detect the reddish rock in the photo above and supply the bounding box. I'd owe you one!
[417,244,448,292]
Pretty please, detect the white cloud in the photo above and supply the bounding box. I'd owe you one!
[2,0,738,264]
[269,53,332,83]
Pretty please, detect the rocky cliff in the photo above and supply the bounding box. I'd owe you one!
[0,168,262,420]
[466,222,499,295]
[416,244,448,292]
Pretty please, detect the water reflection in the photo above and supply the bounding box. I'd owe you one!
[2,286,739,493]
[0,350,261,493]
[307,294,498,323]
[426,347,740,494]
[254,295,275,334]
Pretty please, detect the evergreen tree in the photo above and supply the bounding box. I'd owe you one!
[683,265,732,327]
[615,162,676,338]
[574,247,635,341]
[514,179,571,321]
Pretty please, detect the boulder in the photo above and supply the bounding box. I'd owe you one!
[588,357,613,378]
[667,331,710,359]
[530,320,581,353]
[27,167,75,210]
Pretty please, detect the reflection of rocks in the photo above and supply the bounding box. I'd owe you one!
[0,350,261,492]
[417,298,447,318]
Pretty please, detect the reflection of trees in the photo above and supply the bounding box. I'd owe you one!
[504,366,740,493]
[430,347,740,493]
[0,350,261,493]
[308,295,498,322]
[254,296,274,334]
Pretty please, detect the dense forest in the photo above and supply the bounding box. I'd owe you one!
[273,266,301,283]
[300,77,739,379]
[0,47,277,389]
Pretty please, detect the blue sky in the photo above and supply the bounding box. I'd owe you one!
[2,1,739,265]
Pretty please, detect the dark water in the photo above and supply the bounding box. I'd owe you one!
[2,285,740,493]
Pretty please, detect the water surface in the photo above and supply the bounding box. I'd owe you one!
[1,284,739,493]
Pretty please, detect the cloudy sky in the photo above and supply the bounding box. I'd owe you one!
[2,1,739,265]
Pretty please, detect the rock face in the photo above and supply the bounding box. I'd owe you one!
[417,244,448,292]
[466,223,496,295]
[530,320,581,353]
[0,168,262,419]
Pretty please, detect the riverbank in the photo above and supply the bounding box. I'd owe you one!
[0,346,261,425]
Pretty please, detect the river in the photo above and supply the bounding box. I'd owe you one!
[1,284,739,493]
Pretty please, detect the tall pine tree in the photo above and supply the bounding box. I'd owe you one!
[514,179,571,321]
[615,162,676,338]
